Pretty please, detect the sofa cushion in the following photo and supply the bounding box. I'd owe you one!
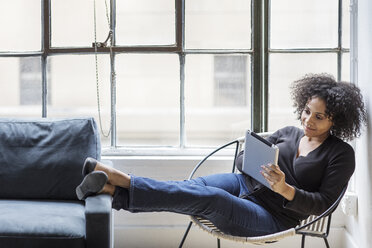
[0,199,86,248]
[0,117,101,200]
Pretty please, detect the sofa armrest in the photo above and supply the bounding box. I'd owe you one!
[85,194,112,248]
[85,160,113,248]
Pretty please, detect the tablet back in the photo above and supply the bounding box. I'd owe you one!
[242,130,279,189]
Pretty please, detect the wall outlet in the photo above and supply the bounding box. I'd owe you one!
[341,192,358,217]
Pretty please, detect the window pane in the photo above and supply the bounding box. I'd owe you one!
[342,0,350,48]
[0,57,42,117]
[0,0,41,51]
[116,54,179,146]
[270,0,338,48]
[185,54,251,146]
[268,53,337,132]
[51,0,109,47]
[342,52,350,81]
[47,55,111,146]
[116,0,175,45]
[186,0,251,49]
[20,57,50,105]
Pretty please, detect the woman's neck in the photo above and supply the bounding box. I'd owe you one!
[304,131,330,144]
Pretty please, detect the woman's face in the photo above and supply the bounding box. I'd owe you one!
[301,97,333,139]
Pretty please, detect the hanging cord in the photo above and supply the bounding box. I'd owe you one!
[93,0,115,138]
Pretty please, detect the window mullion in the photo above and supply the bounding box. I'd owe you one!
[110,0,117,147]
[263,0,269,132]
[350,0,358,85]
[176,0,184,51]
[252,0,265,133]
[179,54,186,148]
[178,0,185,147]
[337,0,343,81]
[41,0,51,118]
[41,56,47,118]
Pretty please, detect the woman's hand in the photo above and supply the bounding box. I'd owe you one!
[260,164,295,201]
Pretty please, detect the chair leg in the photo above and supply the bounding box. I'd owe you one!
[301,235,330,248]
[179,221,193,248]
[323,237,330,248]
[217,238,221,248]
[301,235,306,248]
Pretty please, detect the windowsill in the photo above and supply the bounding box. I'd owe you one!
[102,146,240,157]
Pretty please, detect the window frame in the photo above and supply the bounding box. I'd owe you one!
[0,0,349,154]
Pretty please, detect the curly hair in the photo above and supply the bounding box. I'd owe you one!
[290,73,367,141]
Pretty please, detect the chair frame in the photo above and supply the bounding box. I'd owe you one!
[178,135,348,248]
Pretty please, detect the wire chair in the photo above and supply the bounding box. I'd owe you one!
[178,133,348,248]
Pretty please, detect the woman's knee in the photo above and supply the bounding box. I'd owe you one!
[197,188,233,215]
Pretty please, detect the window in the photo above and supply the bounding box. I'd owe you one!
[0,0,349,151]
[268,0,350,132]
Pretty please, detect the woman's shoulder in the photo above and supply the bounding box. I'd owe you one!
[327,135,355,155]
[323,136,355,176]
[267,126,303,144]
[275,126,303,137]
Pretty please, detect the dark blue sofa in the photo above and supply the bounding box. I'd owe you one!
[0,118,112,248]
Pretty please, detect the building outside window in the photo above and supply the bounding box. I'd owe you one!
[214,55,248,107]
[20,57,52,106]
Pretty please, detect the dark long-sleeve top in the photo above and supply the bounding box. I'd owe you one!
[236,126,355,228]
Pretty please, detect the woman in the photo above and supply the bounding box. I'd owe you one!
[76,73,366,237]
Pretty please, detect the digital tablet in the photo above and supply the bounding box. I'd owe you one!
[241,130,279,189]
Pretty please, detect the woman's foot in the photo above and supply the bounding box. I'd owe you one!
[76,171,108,200]
[82,157,98,176]
[82,157,113,177]
[82,157,131,189]
[100,183,116,196]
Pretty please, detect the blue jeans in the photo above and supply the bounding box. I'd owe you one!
[112,173,286,237]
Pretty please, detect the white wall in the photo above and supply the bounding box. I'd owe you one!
[344,0,372,247]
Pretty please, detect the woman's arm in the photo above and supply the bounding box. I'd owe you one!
[283,143,355,216]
